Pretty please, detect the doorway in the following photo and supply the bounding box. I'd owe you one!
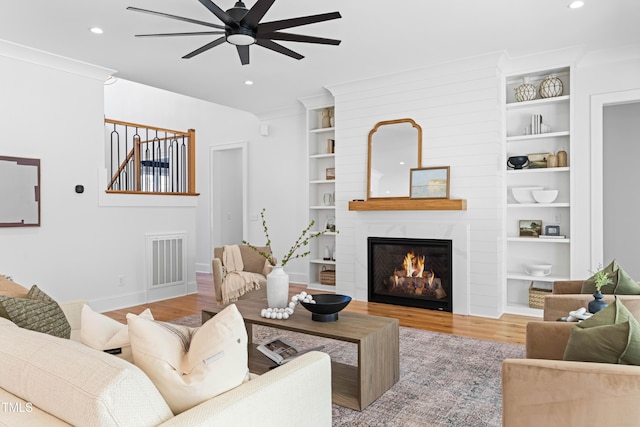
[603,101,640,278]
[210,142,248,249]
[591,89,640,277]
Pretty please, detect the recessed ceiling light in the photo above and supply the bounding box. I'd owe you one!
[244,80,254,85]
[568,1,584,9]
[89,27,104,34]
[399,161,405,165]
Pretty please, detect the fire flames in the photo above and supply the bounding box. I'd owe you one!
[391,251,446,299]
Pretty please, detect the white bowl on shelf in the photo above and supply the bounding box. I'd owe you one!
[524,264,552,277]
[532,190,558,204]
[511,186,543,204]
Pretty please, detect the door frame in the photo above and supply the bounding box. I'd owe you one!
[209,142,248,250]
[590,89,640,267]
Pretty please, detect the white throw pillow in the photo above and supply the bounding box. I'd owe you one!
[80,304,153,363]
[126,304,249,414]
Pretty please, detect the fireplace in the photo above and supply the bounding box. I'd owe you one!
[368,236,452,312]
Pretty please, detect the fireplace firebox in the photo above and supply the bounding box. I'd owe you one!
[368,237,452,312]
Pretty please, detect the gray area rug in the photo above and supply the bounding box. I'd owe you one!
[170,314,524,427]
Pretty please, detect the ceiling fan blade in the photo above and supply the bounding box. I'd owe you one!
[241,0,275,28]
[182,37,226,59]
[198,0,239,28]
[255,39,303,60]
[135,31,225,38]
[236,45,250,65]
[258,32,341,45]
[126,6,224,30]
[258,12,341,33]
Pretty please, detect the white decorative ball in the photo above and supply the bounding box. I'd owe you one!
[283,312,289,319]
[270,312,277,319]
[276,312,283,320]
[310,300,317,304]
[300,291,307,298]
[292,295,299,302]
[289,302,296,309]
[267,307,273,312]
[261,309,267,317]
[285,307,294,315]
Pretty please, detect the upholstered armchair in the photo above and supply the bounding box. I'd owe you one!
[543,280,640,321]
[211,245,272,303]
[502,297,640,426]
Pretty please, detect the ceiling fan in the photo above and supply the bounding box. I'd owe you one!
[127,0,341,65]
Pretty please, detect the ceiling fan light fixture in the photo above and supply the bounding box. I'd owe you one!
[227,33,255,46]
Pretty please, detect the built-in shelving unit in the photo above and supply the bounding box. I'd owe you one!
[503,66,574,317]
[303,98,337,292]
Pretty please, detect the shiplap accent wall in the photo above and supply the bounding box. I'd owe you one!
[328,53,504,318]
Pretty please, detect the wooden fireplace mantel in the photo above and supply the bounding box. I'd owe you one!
[348,198,467,211]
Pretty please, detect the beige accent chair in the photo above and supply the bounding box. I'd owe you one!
[502,285,640,426]
[543,280,640,321]
[212,245,272,303]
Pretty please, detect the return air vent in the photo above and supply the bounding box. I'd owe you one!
[146,233,186,289]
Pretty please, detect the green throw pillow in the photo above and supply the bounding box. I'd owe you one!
[0,285,71,339]
[563,299,640,365]
[581,260,640,295]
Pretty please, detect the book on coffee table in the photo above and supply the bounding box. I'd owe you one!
[257,337,324,365]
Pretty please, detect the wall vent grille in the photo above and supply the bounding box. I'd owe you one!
[146,233,186,289]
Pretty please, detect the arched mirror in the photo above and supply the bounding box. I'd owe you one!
[367,118,422,199]
[0,156,41,227]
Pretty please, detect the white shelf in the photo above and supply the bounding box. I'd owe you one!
[310,230,337,236]
[507,167,569,175]
[507,203,570,208]
[310,259,336,265]
[309,127,335,134]
[506,95,570,110]
[310,179,336,184]
[507,131,570,142]
[310,205,336,210]
[507,237,570,243]
[310,153,335,159]
[507,273,569,282]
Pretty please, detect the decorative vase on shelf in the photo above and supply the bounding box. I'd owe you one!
[514,77,536,102]
[329,110,335,127]
[588,290,608,314]
[321,109,331,128]
[539,74,563,98]
[267,266,289,308]
[557,149,567,167]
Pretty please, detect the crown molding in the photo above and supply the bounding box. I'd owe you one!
[0,39,115,81]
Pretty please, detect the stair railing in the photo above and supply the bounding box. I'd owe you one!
[105,119,197,195]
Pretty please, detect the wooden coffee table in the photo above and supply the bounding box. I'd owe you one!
[203,299,399,411]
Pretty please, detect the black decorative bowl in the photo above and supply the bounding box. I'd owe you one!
[507,155,529,170]
[300,294,352,322]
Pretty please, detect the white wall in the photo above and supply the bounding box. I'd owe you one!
[327,53,503,317]
[104,79,261,277]
[0,42,200,311]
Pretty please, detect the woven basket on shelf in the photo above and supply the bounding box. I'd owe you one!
[528,283,552,309]
[319,267,336,286]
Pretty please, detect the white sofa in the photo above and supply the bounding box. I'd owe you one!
[0,301,332,427]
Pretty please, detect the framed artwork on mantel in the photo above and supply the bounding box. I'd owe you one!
[410,166,450,199]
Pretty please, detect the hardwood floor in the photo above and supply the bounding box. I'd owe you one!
[103,273,538,345]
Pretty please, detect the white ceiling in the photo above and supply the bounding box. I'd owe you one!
[0,0,638,115]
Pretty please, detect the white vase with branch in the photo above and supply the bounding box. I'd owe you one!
[243,208,336,308]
